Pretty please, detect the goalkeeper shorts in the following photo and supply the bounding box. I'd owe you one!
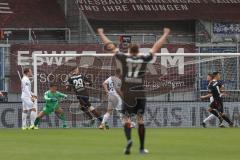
[43,105,59,115]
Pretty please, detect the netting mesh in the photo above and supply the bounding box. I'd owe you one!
[32,54,240,128]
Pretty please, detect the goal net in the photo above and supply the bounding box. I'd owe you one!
[33,53,240,128]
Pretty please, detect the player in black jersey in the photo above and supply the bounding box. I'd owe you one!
[201,73,224,127]
[201,72,233,127]
[66,67,102,125]
[98,27,170,155]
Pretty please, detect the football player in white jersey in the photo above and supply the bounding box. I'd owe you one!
[99,69,122,129]
[21,68,37,130]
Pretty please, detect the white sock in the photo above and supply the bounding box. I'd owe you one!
[22,112,28,128]
[30,111,37,125]
[203,114,215,123]
[102,112,110,124]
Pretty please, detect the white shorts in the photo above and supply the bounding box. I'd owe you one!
[21,97,36,110]
[108,94,122,111]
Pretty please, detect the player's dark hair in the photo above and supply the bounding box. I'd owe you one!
[23,68,31,74]
[129,44,139,55]
[207,73,213,78]
[212,71,220,77]
[49,83,57,88]
[115,68,121,75]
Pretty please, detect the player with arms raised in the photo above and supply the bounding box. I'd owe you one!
[66,67,103,125]
[98,27,170,154]
[21,68,37,130]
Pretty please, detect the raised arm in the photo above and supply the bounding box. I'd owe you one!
[98,28,118,53]
[150,28,171,55]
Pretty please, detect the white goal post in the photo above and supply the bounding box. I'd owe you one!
[32,53,240,128]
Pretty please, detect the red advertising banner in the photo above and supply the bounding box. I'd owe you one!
[76,0,240,21]
[9,44,196,100]
[10,44,103,93]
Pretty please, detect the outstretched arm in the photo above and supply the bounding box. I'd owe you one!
[200,93,212,100]
[58,92,68,98]
[98,28,118,53]
[150,28,171,55]
[44,92,51,101]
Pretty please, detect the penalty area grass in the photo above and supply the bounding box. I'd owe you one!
[0,128,239,160]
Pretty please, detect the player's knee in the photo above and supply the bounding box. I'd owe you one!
[38,111,45,118]
[137,119,144,125]
[89,106,95,111]
[31,108,37,112]
[122,116,130,124]
[56,109,63,114]
[137,114,144,124]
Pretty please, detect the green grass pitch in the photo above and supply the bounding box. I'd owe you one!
[0,128,239,160]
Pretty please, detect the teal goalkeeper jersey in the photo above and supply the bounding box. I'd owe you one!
[44,90,67,107]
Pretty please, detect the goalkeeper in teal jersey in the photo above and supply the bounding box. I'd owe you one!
[30,83,68,129]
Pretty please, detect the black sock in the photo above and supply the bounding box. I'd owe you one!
[34,117,40,126]
[124,123,131,141]
[222,115,233,125]
[210,110,221,120]
[138,124,145,150]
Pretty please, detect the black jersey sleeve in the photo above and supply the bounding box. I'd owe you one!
[83,75,92,86]
[141,52,154,62]
[66,77,72,86]
[208,81,216,93]
[217,80,224,88]
[115,51,127,62]
[208,85,213,93]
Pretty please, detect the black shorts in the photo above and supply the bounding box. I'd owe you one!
[77,95,91,107]
[210,99,224,113]
[121,98,146,116]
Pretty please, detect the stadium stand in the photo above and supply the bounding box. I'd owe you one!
[0,0,65,28]
[0,0,67,43]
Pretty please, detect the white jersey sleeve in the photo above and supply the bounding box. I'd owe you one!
[21,76,32,98]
